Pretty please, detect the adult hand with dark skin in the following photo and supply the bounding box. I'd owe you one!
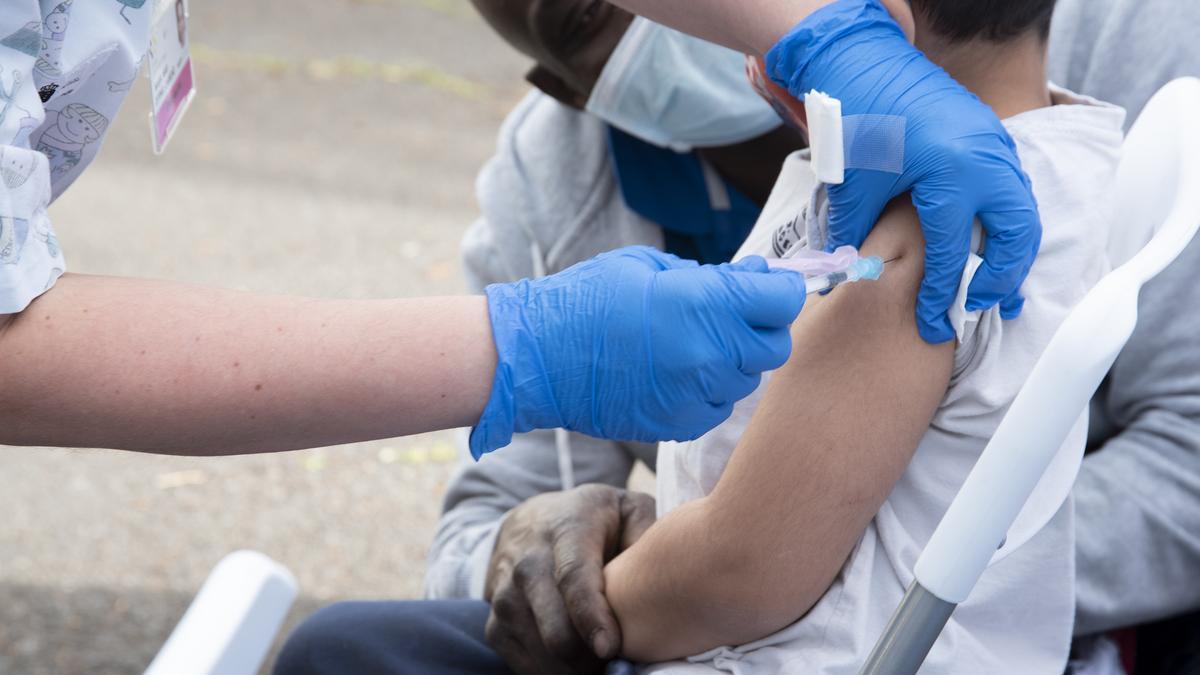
[484,485,656,675]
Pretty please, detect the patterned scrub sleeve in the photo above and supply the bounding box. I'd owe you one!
[0,3,63,314]
[1,0,148,313]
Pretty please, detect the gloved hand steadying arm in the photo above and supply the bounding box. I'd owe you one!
[766,0,1042,343]
[470,246,804,458]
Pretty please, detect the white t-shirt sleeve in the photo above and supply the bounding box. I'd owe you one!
[1,3,64,314]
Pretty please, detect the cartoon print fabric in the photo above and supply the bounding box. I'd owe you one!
[37,102,109,181]
[0,0,149,313]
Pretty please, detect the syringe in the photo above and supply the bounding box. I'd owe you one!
[802,256,885,294]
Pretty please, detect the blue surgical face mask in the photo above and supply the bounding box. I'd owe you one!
[585,18,782,152]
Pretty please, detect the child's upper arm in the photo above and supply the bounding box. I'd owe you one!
[704,198,956,621]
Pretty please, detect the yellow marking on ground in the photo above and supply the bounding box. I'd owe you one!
[155,469,209,490]
[348,0,477,19]
[191,44,489,100]
[378,440,458,465]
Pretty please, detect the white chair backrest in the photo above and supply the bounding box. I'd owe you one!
[913,77,1200,605]
[144,550,298,675]
[1109,78,1200,273]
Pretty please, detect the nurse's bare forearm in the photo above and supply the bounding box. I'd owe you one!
[0,274,496,455]
[606,0,831,53]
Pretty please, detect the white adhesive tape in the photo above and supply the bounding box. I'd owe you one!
[843,114,907,174]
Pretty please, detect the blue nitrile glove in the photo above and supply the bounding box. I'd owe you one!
[470,246,804,459]
[766,0,1042,343]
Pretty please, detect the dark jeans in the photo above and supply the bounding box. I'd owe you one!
[1135,610,1200,675]
[273,599,514,675]
[276,598,1200,674]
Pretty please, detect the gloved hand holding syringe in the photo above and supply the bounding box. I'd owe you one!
[766,244,885,294]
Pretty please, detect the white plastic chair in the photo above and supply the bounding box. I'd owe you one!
[860,77,1200,674]
[144,550,298,675]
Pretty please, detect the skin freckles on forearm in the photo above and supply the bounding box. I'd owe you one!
[604,201,955,663]
[605,0,913,55]
[0,273,497,455]
[605,0,833,54]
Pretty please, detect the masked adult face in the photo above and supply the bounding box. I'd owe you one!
[471,0,781,151]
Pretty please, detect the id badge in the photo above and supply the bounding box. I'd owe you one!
[146,0,195,154]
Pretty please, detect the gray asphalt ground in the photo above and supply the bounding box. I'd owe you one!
[0,1,533,672]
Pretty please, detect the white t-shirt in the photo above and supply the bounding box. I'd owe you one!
[0,0,148,314]
[648,87,1126,674]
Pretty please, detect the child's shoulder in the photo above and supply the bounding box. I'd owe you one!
[1001,85,1124,268]
[1001,85,1126,158]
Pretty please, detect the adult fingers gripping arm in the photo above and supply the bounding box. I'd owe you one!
[423,429,641,601]
[968,188,1042,318]
[483,486,655,674]
[486,576,578,675]
[554,488,656,659]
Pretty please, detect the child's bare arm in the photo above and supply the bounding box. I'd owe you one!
[604,200,955,662]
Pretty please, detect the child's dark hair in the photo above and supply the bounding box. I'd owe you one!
[910,0,1057,43]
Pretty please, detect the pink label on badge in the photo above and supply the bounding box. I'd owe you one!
[154,57,192,147]
[147,0,194,154]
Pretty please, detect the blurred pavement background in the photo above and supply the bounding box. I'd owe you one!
[0,0,532,672]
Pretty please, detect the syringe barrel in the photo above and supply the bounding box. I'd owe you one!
[805,271,847,294]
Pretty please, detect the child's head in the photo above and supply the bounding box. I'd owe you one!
[909,0,1056,46]
[752,0,1057,134]
[908,0,1057,118]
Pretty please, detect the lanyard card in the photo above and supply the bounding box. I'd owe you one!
[146,0,195,154]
